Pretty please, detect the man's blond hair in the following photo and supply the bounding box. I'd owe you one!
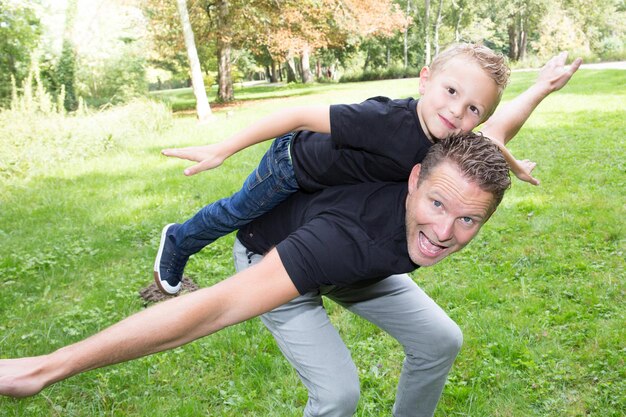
[429,43,510,119]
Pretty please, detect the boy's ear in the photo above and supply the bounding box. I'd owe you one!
[418,66,430,95]
[408,164,422,194]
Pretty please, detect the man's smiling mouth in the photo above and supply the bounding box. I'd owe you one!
[418,232,448,257]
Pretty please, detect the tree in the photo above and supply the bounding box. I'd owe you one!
[250,0,406,82]
[56,39,77,111]
[433,0,444,56]
[0,1,42,107]
[424,0,431,64]
[213,0,234,101]
[176,0,212,121]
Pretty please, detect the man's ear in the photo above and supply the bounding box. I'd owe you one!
[418,66,430,95]
[408,164,422,194]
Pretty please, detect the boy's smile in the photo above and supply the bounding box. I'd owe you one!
[417,57,500,140]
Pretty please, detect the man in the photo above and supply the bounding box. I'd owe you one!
[0,55,580,416]
[0,133,502,415]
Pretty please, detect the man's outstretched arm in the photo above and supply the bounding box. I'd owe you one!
[0,249,299,398]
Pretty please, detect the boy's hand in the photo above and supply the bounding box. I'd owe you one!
[162,144,229,176]
[537,52,582,94]
[512,158,540,186]
[491,138,540,186]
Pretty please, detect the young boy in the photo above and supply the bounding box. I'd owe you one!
[154,44,574,295]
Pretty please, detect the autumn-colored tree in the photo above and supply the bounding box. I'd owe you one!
[250,0,406,83]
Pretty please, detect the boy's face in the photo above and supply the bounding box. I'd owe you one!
[417,58,499,140]
[405,161,494,267]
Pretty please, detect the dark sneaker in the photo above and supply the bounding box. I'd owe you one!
[154,223,189,295]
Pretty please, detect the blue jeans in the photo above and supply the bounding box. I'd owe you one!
[173,133,299,254]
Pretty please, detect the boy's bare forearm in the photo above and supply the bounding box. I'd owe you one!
[162,105,330,176]
[482,83,549,144]
[221,105,331,156]
[482,52,582,145]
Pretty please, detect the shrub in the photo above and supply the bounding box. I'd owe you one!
[597,36,625,61]
[76,47,148,108]
[339,65,420,83]
[0,98,172,182]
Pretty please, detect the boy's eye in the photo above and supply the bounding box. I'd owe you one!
[469,105,480,115]
[447,87,456,95]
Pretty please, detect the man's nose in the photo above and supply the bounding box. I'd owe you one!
[433,218,454,242]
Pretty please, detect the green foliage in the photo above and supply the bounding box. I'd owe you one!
[10,60,63,115]
[0,71,624,416]
[56,39,78,111]
[0,0,42,107]
[77,45,148,107]
[0,98,172,181]
[340,65,420,83]
[597,35,625,60]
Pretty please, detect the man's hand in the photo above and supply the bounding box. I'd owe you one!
[0,356,48,398]
[162,143,229,176]
[536,52,583,94]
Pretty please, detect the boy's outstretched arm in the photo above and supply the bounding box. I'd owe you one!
[482,51,582,145]
[481,52,582,185]
[163,105,330,176]
[0,250,298,398]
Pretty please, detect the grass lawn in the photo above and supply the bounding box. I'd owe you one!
[0,70,624,416]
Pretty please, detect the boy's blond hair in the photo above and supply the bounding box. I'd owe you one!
[430,43,510,119]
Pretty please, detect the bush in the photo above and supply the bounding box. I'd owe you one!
[0,98,172,181]
[597,36,626,61]
[77,48,148,108]
[339,65,420,83]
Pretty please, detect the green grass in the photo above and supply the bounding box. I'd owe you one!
[1,70,625,416]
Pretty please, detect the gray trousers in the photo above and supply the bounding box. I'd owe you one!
[233,238,462,417]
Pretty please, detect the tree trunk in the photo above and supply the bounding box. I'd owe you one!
[518,13,527,61]
[270,60,278,83]
[454,6,463,41]
[301,46,313,83]
[507,22,518,60]
[286,55,297,83]
[403,0,411,69]
[176,0,212,121]
[433,0,443,56]
[424,0,431,65]
[216,0,234,102]
[363,48,371,72]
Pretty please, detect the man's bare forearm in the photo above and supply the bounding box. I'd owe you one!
[0,250,298,397]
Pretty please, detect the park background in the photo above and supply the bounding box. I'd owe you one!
[1,0,625,416]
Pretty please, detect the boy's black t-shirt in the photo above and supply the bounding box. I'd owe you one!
[237,182,419,295]
[290,97,432,192]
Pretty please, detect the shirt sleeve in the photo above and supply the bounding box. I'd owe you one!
[276,215,374,294]
[330,97,404,153]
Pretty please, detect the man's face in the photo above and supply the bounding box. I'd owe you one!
[417,58,499,140]
[405,161,495,266]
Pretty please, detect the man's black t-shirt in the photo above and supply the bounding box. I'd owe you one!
[291,97,432,191]
[237,182,419,295]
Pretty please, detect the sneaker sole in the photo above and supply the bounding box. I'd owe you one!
[153,223,182,295]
